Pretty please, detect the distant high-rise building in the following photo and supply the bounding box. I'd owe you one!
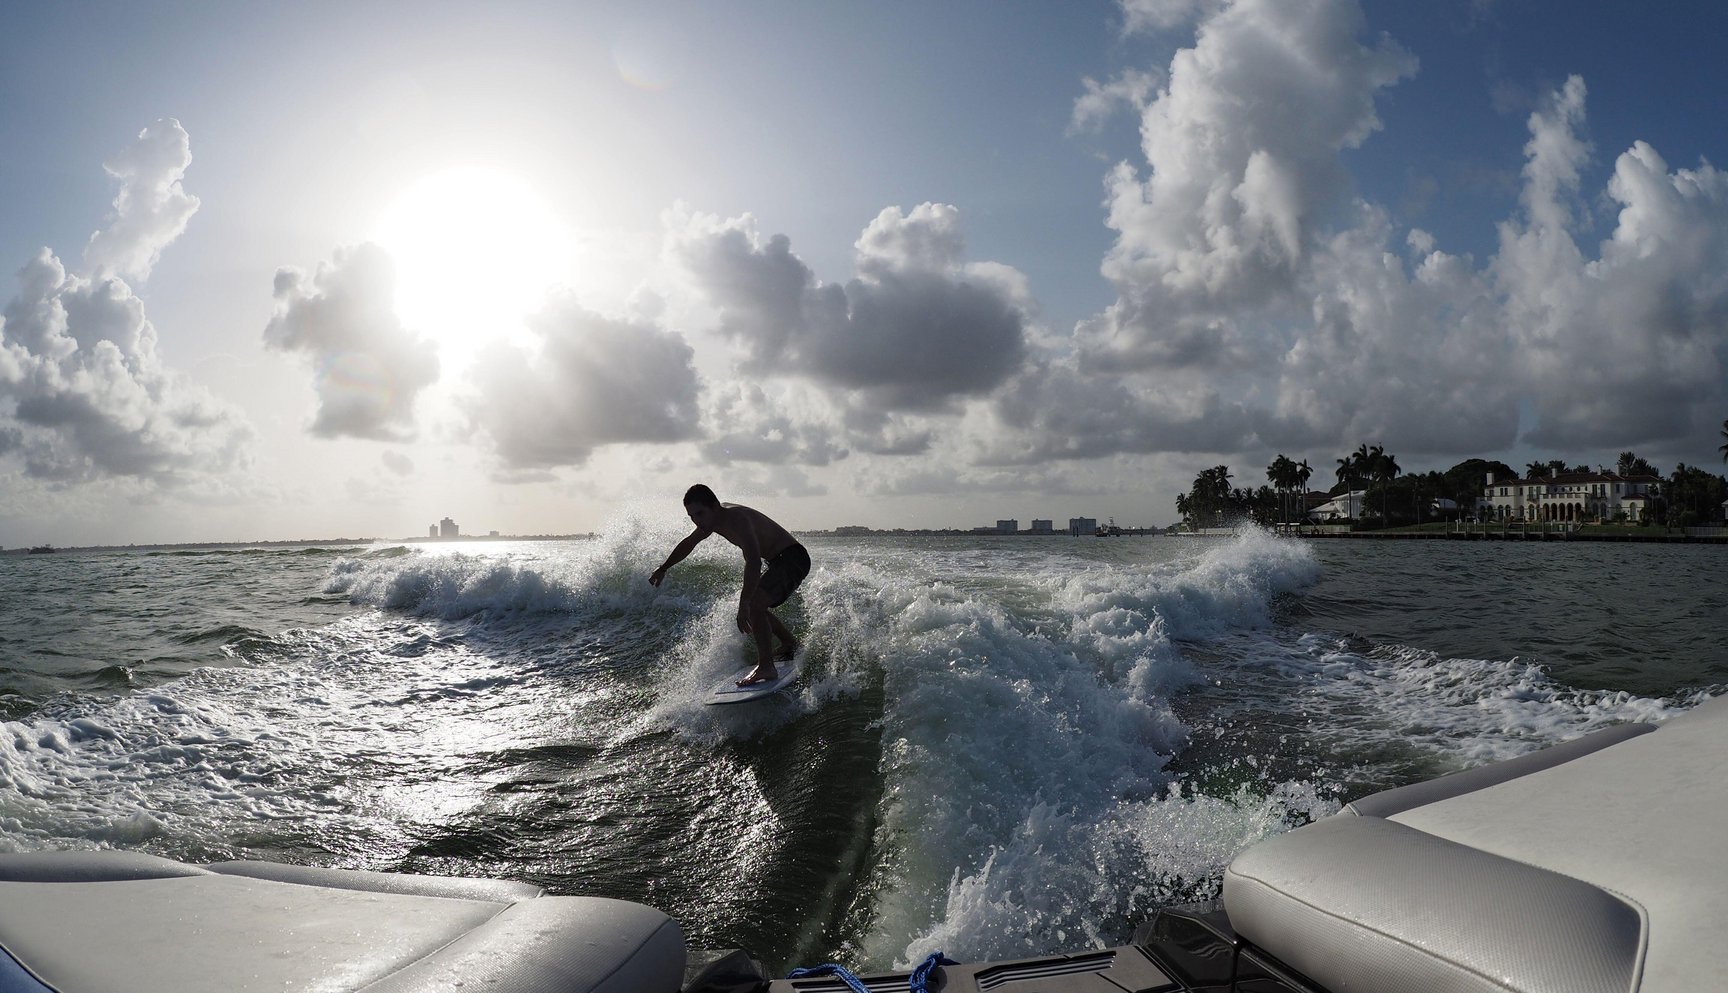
[439,517,459,538]
[1030,519,1053,534]
[1069,517,1097,535]
[428,525,438,538]
[996,519,1018,534]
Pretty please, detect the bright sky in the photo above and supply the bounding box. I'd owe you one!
[4,0,1728,546]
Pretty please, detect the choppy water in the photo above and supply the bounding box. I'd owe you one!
[2,525,1722,971]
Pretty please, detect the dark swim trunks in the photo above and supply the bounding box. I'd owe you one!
[758,543,811,608]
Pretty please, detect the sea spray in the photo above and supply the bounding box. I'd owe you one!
[854,530,1321,966]
[1288,634,1690,765]
[3,532,1720,975]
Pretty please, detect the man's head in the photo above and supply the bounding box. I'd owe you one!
[684,483,721,528]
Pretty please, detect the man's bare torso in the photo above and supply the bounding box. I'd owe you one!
[708,503,797,561]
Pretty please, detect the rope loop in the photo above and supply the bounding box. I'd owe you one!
[909,951,958,993]
[784,950,957,993]
[784,962,871,993]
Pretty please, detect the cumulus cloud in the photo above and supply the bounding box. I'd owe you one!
[1494,79,1728,449]
[82,119,201,282]
[967,360,1260,465]
[1071,69,1161,133]
[263,243,440,442]
[1044,0,1728,469]
[1120,0,1226,33]
[699,382,849,467]
[670,202,1032,415]
[0,249,252,485]
[464,293,701,471]
[1078,0,1416,372]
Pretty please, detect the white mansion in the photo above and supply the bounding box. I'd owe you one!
[1479,471,1661,523]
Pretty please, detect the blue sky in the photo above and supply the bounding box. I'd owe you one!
[2,0,1727,545]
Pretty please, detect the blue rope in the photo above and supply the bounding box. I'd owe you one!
[784,962,870,993]
[785,951,956,993]
[910,952,958,993]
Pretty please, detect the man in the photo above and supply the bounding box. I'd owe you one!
[649,484,811,686]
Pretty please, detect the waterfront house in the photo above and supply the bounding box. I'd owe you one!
[1306,490,1366,522]
[1479,471,1660,523]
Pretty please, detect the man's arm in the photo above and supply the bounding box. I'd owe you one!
[734,528,762,630]
[649,528,709,586]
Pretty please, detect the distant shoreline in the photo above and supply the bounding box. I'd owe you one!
[0,534,595,556]
[1179,526,1728,545]
[7,526,1723,555]
[1297,530,1727,545]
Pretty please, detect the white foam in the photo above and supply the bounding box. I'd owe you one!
[324,507,736,623]
[838,532,1322,966]
[902,780,1339,963]
[1289,634,1692,765]
[0,613,549,857]
[6,525,1708,972]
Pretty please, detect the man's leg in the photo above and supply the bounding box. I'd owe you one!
[739,592,779,685]
[765,610,798,660]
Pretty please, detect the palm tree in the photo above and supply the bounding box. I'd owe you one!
[1267,455,1297,526]
[1719,419,1727,463]
[1296,459,1313,526]
[1336,446,1366,492]
[1208,465,1233,524]
[1370,446,1400,524]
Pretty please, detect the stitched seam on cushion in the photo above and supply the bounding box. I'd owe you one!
[1407,846,1649,993]
[1227,867,1587,993]
[0,943,57,993]
[579,916,682,993]
[352,900,520,993]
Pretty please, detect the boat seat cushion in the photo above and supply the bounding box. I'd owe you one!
[1224,815,1644,993]
[0,855,684,993]
[1390,696,1728,993]
[0,850,211,883]
[1226,695,1728,993]
[204,858,545,903]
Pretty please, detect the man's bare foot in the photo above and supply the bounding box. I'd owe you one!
[737,664,779,687]
[773,640,799,662]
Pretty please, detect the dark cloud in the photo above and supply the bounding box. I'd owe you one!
[673,203,1031,415]
[381,450,414,476]
[840,407,935,457]
[0,250,252,485]
[263,243,441,442]
[465,293,701,471]
[699,383,849,467]
[975,362,1257,464]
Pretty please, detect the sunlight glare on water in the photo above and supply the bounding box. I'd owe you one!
[1,527,1719,971]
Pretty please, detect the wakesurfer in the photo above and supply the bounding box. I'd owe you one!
[649,484,810,686]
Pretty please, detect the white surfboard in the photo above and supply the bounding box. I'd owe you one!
[704,658,802,705]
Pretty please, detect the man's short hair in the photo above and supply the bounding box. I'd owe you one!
[684,484,721,508]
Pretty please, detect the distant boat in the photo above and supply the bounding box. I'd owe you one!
[27,545,54,554]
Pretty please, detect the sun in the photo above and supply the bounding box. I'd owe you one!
[372,166,571,362]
